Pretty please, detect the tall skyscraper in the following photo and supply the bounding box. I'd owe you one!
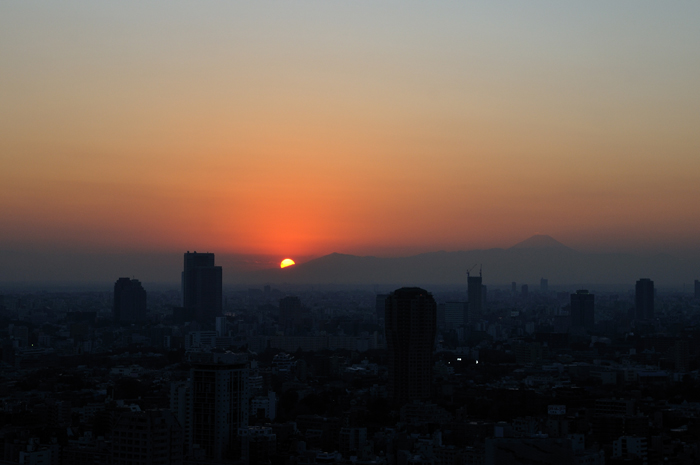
[468,273,483,319]
[173,351,249,461]
[570,290,594,330]
[113,278,147,323]
[385,287,436,404]
[182,252,222,325]
[635,278,655,320]
[695,280,700,299]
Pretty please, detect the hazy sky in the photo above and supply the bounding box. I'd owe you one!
[2,1,700,270]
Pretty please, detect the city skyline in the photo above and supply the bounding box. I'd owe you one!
[2,2,700,269]
[1,233,700,287]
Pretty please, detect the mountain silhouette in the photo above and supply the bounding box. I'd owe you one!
[237,236,699,287]
[509,234,572,251]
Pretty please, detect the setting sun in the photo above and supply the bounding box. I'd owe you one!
[280,258,296,269]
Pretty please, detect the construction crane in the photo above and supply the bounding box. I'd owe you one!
[467,263,483,278]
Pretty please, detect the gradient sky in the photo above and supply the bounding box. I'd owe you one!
[2,1,700,270]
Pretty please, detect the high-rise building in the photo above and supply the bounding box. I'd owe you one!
[635,278,654,320]
[695,280,700,299]
[182,252,222,325]
[570,290,594,330]
[468,274,483,319]
[113,278,147,323]
[444,301,467,326]
[540,278,549,293]
[173,351,249,461]
[385,287,436,404]
[110,409,183,465]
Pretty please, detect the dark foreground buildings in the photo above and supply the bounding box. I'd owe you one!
[385,287,436,404]
[111,409,183,465]
[181,251,222,325]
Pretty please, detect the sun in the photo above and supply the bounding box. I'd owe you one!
[280,258,295,269]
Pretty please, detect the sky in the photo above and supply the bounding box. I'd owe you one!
[2,1,700,280]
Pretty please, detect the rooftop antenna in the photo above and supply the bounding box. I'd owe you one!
[467,263,478,278]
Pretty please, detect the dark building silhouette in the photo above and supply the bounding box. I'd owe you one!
[468,273,483,319]
[172,306,196,325]
[444,301,468,326]
[113,278,147,323]
[182,252,222,325]
[635,278,654,320]
[571,290,594,330]
[540,278,549,293]
[385,287,436,404]
[695,279,700,299]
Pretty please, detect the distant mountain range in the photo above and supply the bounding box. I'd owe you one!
[242,235,699,288]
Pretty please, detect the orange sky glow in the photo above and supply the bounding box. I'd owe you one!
[2,2,700,273]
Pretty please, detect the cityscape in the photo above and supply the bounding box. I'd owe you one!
[2,2,700,465]
[1,248,699,464]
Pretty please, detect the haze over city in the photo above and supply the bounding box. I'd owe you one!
[2,1,700,286]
